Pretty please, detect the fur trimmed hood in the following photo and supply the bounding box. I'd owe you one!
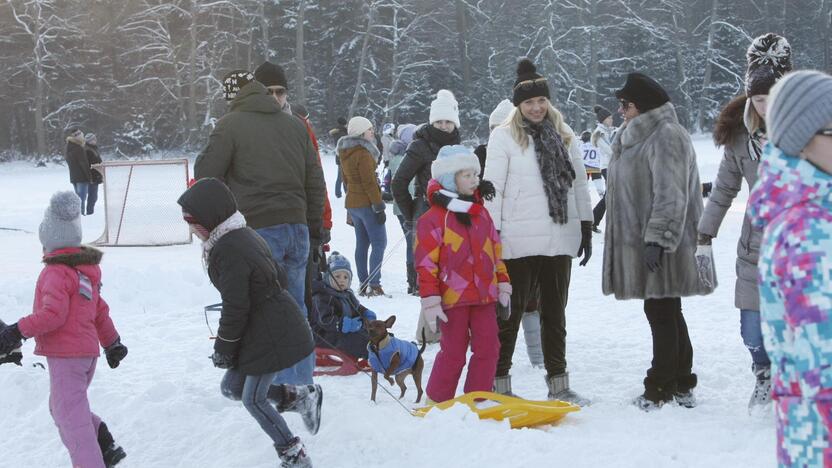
[66,135,86,147]
[336,135,380,161]
[43,246,103,267]
[713,95,748,147]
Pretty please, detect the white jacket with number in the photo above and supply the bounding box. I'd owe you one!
[483,124,593,260]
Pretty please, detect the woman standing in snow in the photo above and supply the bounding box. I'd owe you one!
[392,89,462,342]
[64,128,95,215]
[337,117,388,297]
[387,123,419,295]
[698,33,792,412]
[484,58,594,404]
[590,105,615,232]
[177,178,322,468]
[749,70,832,468]
[603,72,714,410]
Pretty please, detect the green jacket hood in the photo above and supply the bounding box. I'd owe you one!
[230,81,282,114]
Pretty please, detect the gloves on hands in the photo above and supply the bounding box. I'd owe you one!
[211,352,236,369]
[341,316,363,333]
[104,337,128,369]
[420,296,447,333]
[0,323,24,356]
[372,203,387,225]
[697,233,713,246]
[644,243,664,273]
[577,221,593,267]
[497,283,512,321]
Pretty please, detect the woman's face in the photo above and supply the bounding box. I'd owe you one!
[454,169,479,196]
[802,121,832,175]
[362,127,375,142]
[432,120,456,133]
[519,96,549,123]
[751,94,768,121]
[618,100,639,122]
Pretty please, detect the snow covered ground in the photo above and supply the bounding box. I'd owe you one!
[0,134,775,467]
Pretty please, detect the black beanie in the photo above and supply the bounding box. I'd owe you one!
[222,70,254,101]
[615,72,670,113]
[337,117,347,126]
[254,61,288,89]
[594,105,612,123]
[745,33,792,97]
[512,58,551,106]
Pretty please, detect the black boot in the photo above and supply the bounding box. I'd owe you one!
[406,263,419,296]
[277,436,312,467]
[97,422,126,467]
[269,384,323,435]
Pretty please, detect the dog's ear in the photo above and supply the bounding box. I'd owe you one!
[385,315,396,328]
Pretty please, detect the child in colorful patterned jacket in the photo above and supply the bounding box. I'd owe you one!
[415,144,512,403]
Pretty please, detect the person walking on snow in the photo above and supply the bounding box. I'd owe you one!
[64,128,95,216]
[748,70,832,468]
[178,178,322,468]
[416,145,510,403]
[330,117,349,199]
[84,133,103,215]
[590,105,615,232]
[337,117,389,297]
[392,89,462,343]
[698,33,792,412]
[603,72,715,410]
[387,123,419,296]
[0,191,128,468]
[484,58,594,404]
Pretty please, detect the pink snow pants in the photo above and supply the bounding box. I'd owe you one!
[46,356,105,468]
[426,303,500,402]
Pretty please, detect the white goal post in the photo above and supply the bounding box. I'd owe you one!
[91,159,193,247]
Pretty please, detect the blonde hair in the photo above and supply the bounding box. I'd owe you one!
[508,101,574,150]
[746,103,764,134]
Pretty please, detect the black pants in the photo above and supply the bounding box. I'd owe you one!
[643,298,696,400]
[592,170,607,227]
[497,255,572,378]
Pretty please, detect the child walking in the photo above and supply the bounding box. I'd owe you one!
[178,178,321,468]
[0,191,128,468]
[415,145,511,403]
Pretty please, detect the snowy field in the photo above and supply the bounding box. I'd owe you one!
[0,135,775,467]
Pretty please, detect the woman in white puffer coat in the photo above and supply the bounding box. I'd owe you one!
[484,57,594,405]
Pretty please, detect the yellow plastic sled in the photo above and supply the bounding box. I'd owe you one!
[412,391,580,429]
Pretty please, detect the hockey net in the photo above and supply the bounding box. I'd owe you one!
[92,159,192,246]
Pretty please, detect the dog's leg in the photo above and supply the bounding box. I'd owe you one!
[413,356,425,403]
[385,352,400,386]
[371,371,378,402]
[395,373,409,399]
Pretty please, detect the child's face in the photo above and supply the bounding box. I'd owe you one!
[455,169,479,196]
[331,271,351,291]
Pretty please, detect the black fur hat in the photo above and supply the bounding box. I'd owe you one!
[746,33,792,97]
[512,58,551,106]
[615,72,670,113]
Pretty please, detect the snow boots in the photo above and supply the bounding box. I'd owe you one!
[521,311,544,368]
[546,372,590,406]
[277,437,312,468]
[97,422,126,468]
[406,262,419,296]
[748,364,772,411]
[493,374,519,397]
[272,384,323,435]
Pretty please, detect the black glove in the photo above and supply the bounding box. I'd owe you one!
[577,221,593,267]
[697,233,713,246]
[373,203,387,225]
[321,228,331,246]
[644,243,664,273]
[104,337,128,369]
[0,349,22,366]
[211,352,236,369]
[0,323,24,356]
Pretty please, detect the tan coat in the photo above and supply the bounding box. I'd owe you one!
[337,136,383,209]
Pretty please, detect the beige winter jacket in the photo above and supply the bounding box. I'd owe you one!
[484,124,593,260]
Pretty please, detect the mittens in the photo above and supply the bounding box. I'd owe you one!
[644,243,664,273]
[104,337,128,369]
[211,352,236,369]
[420,296,447,333]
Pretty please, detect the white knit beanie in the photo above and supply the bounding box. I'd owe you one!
[489,99,514,128]
[429,90,460,128]
[39,191,82,253]
[347,116,373,137]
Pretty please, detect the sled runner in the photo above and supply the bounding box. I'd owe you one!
[413,391,579,429]
[313,347,370,376]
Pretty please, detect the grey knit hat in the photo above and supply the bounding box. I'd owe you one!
[767,70,832,156]
[39,191,82,253]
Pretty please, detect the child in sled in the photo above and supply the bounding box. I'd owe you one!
[310,252,377,360]
[415,145,512,403]
[0,191,128,468]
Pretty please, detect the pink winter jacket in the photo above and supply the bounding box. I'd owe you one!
[17,247,119,358]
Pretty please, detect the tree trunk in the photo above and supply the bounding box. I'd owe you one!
[187,2,198,144]
[588,0,599,113]
[348,5,375,118]
[295,0,307,104]
[696,0,719,133]
[33,7,46,157]
[260,0,270,61]
[455,0,471,98]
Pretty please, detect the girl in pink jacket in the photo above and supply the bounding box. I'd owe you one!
[0,191,128,468]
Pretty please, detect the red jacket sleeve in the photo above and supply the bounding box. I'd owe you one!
[94,295,119,348]
[304,118,333,230]
[414,210,443,298]
[488,211,510,284]
[17,268,73,338]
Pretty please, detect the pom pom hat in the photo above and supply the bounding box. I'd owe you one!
[429,90,461,128]
[513,58,551,106]
[39,191,83,253]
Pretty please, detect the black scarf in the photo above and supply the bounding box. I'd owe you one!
[525,118,575,224]
[425,125,460,148]
[430,181,495,226]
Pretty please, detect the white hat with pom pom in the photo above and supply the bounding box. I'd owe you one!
[39,191,82,253]
[429,89,460,128]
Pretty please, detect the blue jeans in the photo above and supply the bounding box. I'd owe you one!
[347,206,387,288]
[740,309,771,367]
[221,369,293,447]
[73,183,98,215]
[256,224,315,385]
[397,215,414,265]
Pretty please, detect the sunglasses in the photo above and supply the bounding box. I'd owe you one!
[816,128,832,137]
[513,77,548,91]
[267,87,287,97]
[619,99,631,109]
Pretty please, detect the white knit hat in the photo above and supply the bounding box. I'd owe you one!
[39,191,82,253]
[431,145,479,192]
[489,99,514,128]
[429,90,460,128]
[347,116,373,137]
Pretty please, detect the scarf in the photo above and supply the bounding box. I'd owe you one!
[424,125,460,148]
[429,181,494,226]
[748,127,767,161]
[201,211,247,267]
[525,118,575,224]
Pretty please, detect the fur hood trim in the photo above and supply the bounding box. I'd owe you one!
[713,95,748,147]
[336,135,380,160]
[43,246,103,267]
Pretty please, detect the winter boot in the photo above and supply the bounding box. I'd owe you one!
[277,437,312,468]
[406,263,419,296]
[97,422,126,468]
[493,374,519,398]
[673,373,698,408]
[521,311,544,368]
[271,384,323,435]
[365,285,387,297]
[546,372,591,406]
[748,365,772,412]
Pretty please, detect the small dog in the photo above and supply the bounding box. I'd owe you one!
[364,315,426,403]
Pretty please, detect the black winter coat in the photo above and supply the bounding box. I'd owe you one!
[391,124,460,221]
[85,144,103,184]
[310,280,372,359]
[65,136,91,184]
